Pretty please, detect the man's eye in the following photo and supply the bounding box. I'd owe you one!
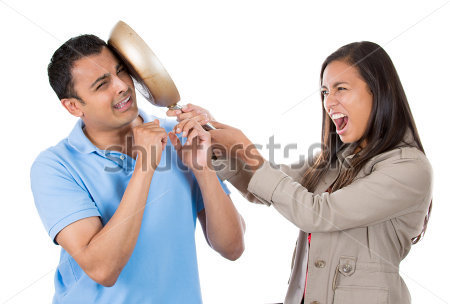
[96,82,106,90]
[117,67,127,74]
[337,87,346,91]
[321,90,329,96]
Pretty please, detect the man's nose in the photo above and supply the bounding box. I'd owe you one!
[112,75,129,95]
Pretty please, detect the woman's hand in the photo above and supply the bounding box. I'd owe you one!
[209,121,264,170]
[166,103,214,125]
[169,119,212,173]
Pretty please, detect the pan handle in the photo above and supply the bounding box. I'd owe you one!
[168,104,216,131]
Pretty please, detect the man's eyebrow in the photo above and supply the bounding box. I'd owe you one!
[90,73,110,89]
[90,64,124,89]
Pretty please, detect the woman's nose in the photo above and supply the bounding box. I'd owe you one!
[324,93,339,112]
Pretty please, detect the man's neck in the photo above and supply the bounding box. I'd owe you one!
[83,115,143,156]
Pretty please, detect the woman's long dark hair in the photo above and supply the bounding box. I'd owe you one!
[300,41,431,244]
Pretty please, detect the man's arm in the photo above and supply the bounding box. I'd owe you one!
[195,172,245,260]
[169,120,245,261]
[55,162,154,286]
[55,120,167,287]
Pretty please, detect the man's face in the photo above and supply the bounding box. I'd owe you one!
[69,47,138,131]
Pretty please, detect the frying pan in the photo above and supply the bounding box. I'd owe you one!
[108,20,215,130]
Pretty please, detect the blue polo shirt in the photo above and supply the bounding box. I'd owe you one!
[30,110,229,304]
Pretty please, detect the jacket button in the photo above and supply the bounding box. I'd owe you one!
[310,301,320,304]
[314,260,326,268]
[342,264,352,273]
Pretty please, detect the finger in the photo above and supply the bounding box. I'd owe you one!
[137,121,159,128]
[168,132,182,151]
[181,119,198,137]
[166,109,181,117]
[186,128,199,146]
[143,127,167,136]
[173,119,190,135]
[179,113,209,125]
[141,124,164,131]
[140,120,161,129]
[188,123,210,146]
[181,103,196,113]
[193,123,209,141]
[177,111,201,121]
[193,113,210,124]
[161,135,168,150]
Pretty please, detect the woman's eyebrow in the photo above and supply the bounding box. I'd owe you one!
[321,81,350,90]
[332,81,349,88]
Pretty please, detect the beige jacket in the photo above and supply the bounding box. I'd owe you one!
[214,130,433,304]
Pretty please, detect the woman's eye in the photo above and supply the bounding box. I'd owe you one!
[337,87,346,91]
[321,90,329,96]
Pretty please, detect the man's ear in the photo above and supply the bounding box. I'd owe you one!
[61,98,84,117]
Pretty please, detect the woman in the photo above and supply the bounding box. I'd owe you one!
[168,41,433,304]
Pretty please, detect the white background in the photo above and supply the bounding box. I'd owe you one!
[0,0,449,303]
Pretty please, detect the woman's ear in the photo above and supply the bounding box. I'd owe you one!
[61,98,84,117]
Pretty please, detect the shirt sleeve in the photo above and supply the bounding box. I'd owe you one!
[247,151,433,232]
[30,151,101,244]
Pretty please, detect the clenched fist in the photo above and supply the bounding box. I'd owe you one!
[132,119,168,171]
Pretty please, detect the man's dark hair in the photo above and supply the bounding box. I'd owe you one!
[48,34,107,101]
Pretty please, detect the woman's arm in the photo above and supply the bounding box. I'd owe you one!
[247,149,433,232]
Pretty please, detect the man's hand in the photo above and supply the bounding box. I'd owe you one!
[169,119,212,172]
[166,103,214,125]
[132,119,168,171]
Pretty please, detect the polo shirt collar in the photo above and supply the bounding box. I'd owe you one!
[67,109,156,154]
[67,119,98,154]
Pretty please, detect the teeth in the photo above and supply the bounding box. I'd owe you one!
[331,113,347,119]
[114,96,130,109]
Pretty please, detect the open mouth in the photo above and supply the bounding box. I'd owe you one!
[113,96,132,111]
[331,113,349,134]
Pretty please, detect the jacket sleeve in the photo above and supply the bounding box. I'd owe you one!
[247,153,433,232]
[213,156,310,205]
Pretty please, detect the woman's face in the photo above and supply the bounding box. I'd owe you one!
[321,60,373,145]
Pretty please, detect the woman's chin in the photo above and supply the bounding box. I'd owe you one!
[338,132,355,144]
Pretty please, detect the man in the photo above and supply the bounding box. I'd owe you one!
[30,34,245,304]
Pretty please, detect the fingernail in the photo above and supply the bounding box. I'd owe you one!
[182,131,187,137]
[176,128,181,133]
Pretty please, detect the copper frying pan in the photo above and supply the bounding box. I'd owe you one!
[108,21,215,130]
